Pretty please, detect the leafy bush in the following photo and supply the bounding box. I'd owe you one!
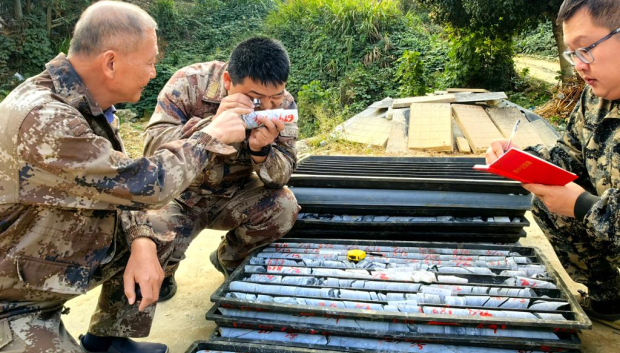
[508,70,552,110]
[0,0,91,101]
[0,31,17,96]
[151,0,178,34]
[515,20,558,60]
[395,50,427,97]
[297,80,347,138]
[441,28,516,91]
[10,14,54,77]
[265,0,445,136]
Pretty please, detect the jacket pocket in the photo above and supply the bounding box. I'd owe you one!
[16,255,90,296]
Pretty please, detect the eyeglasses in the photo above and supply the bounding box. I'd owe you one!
[563,28,620,65]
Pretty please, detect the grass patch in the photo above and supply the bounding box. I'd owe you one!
[120,120,147,160]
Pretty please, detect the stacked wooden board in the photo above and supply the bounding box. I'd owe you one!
[193,239,591,353]
[336,91,560,153]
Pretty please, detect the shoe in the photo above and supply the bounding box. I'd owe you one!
[210,250,232,278]
[79,334,169,353]
[578,290,620,330]
[158,275,177,302]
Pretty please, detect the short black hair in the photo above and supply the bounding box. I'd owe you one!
[227,37,290,87]
[557,0,620,30]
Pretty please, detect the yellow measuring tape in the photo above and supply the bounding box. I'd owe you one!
[347,249,366,262]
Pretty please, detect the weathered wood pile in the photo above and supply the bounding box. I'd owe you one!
[334,89,560,154]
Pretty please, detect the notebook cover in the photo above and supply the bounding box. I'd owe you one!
[473,148,578,186]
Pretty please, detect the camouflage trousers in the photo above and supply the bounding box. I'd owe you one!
[0,231,174,352]
[148,175,300,270]
[531,197,620,301]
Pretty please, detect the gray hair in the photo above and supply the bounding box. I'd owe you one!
[68,1,157,57]
[557,0,620,30]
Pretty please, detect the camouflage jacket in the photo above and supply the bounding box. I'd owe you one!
[143,61,298,207]
[527,86,620,240]
[0,54,234,311]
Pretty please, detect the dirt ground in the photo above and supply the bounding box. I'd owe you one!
[62,212,620,353]
[514,56,561,85]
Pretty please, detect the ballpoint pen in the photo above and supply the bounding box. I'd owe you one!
[505,119,520,151]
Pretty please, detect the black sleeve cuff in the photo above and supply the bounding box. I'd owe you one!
[574,191,601,221]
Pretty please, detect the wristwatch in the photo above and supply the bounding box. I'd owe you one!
[249,144,271,157]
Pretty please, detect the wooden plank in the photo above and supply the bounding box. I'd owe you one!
[456,136,472,153]
[447,88,490,93]
[356,106,383,119]
[530,119,560,147]
[452,104,503,153]
[408,103,453,152]
[452,118,465,139]
[386,110,408,153]
[393,92,507,108]
[369,97,394,109]
[393,94,456,107]
[454,92,507,103]
[341,111,391,147]
[486,107,546,149]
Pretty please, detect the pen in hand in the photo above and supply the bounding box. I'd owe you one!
[505,119,521,152]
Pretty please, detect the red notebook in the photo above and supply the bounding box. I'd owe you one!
[473,148,578,186]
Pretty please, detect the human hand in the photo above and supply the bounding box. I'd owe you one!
[485,139,520,164]
[202,107,252,144]
[248,115,285,151]
[521,182,585,218]
[123,238,164,311]
[215,93,255,118]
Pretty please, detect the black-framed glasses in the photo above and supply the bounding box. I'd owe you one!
[563,28,620,65]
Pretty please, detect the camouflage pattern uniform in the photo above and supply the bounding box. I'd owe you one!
[0,54,236,351]
[526,86,620,301]
[143,61,300,270]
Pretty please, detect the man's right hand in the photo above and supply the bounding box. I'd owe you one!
[485,139,520,164]
[202,108,252,144]
[124,237,164,311]
[215,93,255,117]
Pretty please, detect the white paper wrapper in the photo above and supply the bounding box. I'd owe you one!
[241,109,299,129]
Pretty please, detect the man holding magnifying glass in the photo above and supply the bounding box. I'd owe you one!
[142,37,300,302]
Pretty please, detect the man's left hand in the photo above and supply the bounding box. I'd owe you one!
[249,116,285,154]
[521,182,586,218]
[123,237,164,311]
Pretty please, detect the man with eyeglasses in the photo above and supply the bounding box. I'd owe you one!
[486,0,620,329]
[142,37,300,301]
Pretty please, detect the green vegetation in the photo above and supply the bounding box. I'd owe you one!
[264,0,446,136]
[0,0,570,139]
[414,0,569,89]
[507,68,554,111]
[0,0,90,100]
[515,20,559,60]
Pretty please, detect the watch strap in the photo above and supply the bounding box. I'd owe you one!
[249,144,272,157]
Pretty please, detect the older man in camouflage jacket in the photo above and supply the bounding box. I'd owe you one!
[487,0,620,329]
[0,2,252,352]
[143,37,300,300]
